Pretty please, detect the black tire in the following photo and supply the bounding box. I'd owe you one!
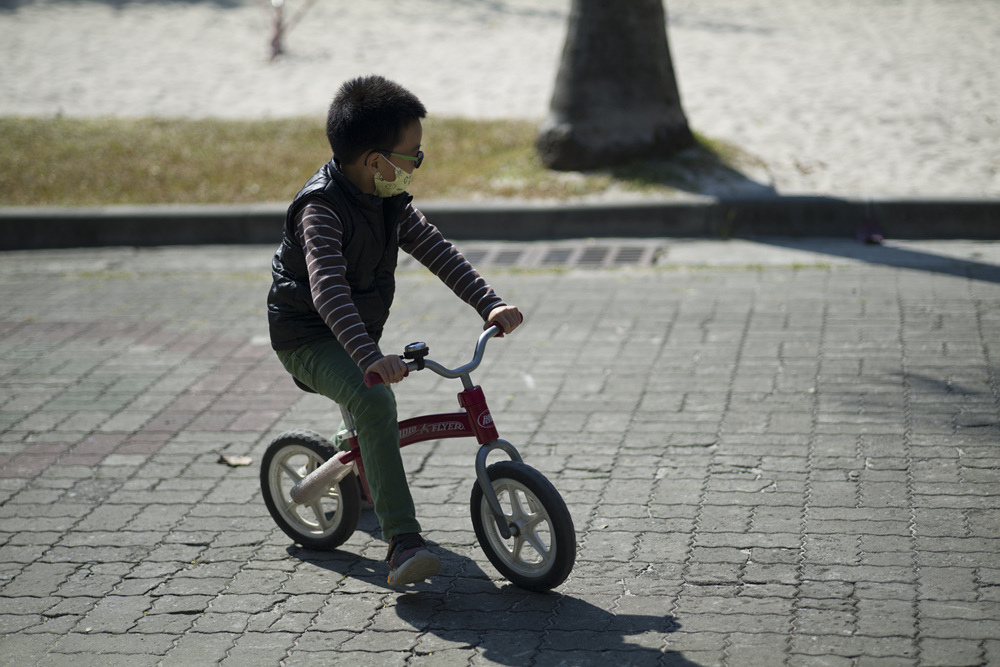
[260,430,360,550]
[470,460,576,591]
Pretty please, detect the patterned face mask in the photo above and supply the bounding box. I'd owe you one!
[372,155,413,198]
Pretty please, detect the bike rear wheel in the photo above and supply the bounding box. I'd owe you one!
[470,460,576,591]
[261,430,360,550]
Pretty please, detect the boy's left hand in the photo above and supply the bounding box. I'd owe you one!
[488,305,523,335]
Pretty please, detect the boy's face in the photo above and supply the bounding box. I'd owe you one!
[373,118,423,182]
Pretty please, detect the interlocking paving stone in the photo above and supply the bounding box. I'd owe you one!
[0,241,998,665]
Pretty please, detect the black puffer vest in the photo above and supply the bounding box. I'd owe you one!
[267,157,412,351]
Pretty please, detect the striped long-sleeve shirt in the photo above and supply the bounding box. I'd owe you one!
[296,197,505,371]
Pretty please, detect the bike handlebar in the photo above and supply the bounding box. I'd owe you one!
[364,323,505,388]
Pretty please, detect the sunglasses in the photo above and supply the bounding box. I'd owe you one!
[378,150,424,169]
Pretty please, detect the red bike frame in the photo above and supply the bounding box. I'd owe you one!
[291,325,522,538]
[335,384,500,504]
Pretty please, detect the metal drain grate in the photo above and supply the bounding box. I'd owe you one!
[614,246,647,265]
[398,241,663,271]
[494,249,526,266]
[542,248,574,265]
[579,246,610,266]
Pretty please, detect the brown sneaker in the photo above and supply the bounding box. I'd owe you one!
[385,533,440,586]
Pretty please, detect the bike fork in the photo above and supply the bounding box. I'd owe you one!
[475,439,523,539]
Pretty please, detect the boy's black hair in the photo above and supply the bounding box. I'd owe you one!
[326,75,427,165]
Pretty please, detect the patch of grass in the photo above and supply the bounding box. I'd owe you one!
[419,117,616,200]
[0,117,329,206]
[0,116,754,206]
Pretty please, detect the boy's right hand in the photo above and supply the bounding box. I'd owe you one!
[366,355,409,385]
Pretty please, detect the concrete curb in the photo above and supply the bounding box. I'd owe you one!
[2,196,998,250]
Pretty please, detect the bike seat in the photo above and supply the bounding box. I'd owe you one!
[292,377,317,394]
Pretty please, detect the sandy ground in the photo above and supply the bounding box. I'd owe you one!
[1,0,998,198]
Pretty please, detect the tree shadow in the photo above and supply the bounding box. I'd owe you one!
[610,140,1000,285]
[605,139,778,199]
[594,140,999,290]
[894,371,999,433]
[753,236,1000,285]
[813,368,998,430]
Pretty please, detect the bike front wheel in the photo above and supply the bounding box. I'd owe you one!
[260,430,360,550]
[470,460,576,591]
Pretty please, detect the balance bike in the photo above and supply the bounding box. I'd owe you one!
[260,324,576,591]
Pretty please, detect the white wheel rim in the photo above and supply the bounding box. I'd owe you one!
[268,444,346,539]
[480,478,556,577]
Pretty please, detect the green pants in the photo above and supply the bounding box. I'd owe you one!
[276,337,420,540]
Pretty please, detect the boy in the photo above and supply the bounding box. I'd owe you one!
[267,75,522,586]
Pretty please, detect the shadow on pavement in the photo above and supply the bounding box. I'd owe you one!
[288,536,697,666]
[394,581,695,666]
[755,237,1000,285]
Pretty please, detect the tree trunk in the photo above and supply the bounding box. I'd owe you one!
[536,0,694,171]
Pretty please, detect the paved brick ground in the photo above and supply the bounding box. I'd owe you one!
[1,240,999,666]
